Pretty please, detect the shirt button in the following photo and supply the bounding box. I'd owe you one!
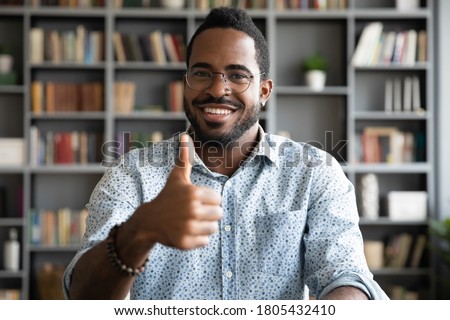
[224,225,232,232]
[225,271,233,278]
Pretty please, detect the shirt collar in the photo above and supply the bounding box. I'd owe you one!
[177,124,280,169]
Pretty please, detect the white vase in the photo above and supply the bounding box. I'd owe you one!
[305,70,326,91]
[160,0,185,9]
[396,0,420,11]
[0,54,13,74]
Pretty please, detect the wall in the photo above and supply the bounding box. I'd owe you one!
[436,0,450,219]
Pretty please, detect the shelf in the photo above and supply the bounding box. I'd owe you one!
[360,217,428,226]
[0,86,25,94]
[30,112,105,120]
[29,62,106,70]
[0,270,26,278]
[30,164,106,174]
[28,7,106,17]
[0,218,24,227]
[114,111,186,120]
[29,245,79,252]
[371,268,430,276]
[354,111,428,120]
[352,163,431,173]
[276,86,349,95]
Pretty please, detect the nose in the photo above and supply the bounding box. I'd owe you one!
[205,73,231,97]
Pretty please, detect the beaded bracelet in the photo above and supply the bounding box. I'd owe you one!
[106,224,148,277]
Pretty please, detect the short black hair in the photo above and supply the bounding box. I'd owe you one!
[185,7,269,79]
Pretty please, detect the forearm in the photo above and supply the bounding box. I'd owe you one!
[321,286,369,300]
[69,220,155,299]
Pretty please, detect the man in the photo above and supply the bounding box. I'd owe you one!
[63,7,388,300]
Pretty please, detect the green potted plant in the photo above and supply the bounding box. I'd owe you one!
[302,53,327,91]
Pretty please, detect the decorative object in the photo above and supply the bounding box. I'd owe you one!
[396,0,420,11]
[359,173,379,220]
[302,53,327,91]
[0,45,13,74]
[160,0,185,9]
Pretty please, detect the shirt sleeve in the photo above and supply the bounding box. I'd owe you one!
[62,151,145,299]
[302,150,389,300]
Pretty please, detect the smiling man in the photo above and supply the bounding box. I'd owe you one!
[63,7,388,300]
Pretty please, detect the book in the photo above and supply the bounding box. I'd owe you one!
[393,78,402,112]
[351,22,383,66]
[113,32,126,63]
[364,240,384,269]
[403,29,417,66]
[403,76,412,112]
[412,75,422,112]
[417,30,427,62]
[384,78,393,112]
[381,31,396,65]
[392,31,406,64]
[410,234,427,268]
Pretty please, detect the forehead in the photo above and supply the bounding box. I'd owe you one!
[189,28,258,70]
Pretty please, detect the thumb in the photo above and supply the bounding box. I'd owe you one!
[174,133,194,183]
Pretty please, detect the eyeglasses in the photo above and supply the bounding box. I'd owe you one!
[185,68,265,94]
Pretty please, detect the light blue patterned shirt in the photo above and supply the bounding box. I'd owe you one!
[63,127,389,300]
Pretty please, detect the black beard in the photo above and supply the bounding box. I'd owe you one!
[184,97,260,146]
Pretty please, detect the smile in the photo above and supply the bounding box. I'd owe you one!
[204,107,233,115]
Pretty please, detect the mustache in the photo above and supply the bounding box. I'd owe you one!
[192,96,244,109]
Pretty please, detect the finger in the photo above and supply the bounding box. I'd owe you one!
[185,220,219,236]
[195,186,222,205]
[173,133,194,183]
[178,235,210,250]
[193,205,223,221]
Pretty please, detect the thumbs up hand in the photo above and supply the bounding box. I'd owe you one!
[132,133,223,250]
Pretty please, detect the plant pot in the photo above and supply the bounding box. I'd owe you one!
[160,0,185,9]
[305,70,326,91]
[396,0,419,11]
[0,54,13,74]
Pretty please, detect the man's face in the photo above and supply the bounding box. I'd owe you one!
[184,28,272,146]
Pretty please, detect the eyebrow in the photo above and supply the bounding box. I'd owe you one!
[190,62,253,74]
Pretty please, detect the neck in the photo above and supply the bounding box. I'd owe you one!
[192,124,260,177]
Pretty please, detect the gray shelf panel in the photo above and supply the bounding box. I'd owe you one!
[354,111,428,120]
[276,86,349,95]
[370,268,430,276]
[114,111,185,120]
[275,11,349,19]
[0,218,24,227]
[114,62,186,70]
[28,8,107,17]
[30,164,105,174]
[28,245,79,252]
[354,63,429,71]
[114,8,194,18]
[29,63,106,70]
[0,270,26,278]
[0,86,25,94]
[30,112,106,120]
[0,7,24,16]
[353,163,431,173]
[0,167,24,174]
[352,9,431,19]
[359,217,428,226]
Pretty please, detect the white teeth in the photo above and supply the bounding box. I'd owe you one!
[204,107,232,115]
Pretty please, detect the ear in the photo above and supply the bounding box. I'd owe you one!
[260,78,273,106]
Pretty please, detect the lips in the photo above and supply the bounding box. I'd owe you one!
[204,107,233,115]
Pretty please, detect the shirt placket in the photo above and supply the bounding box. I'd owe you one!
[220,177,237,299]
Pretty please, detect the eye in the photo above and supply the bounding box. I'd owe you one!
[190,70,211,79]
[227,71,251,83]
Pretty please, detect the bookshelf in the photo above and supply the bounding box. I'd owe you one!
[0,0,436,299]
